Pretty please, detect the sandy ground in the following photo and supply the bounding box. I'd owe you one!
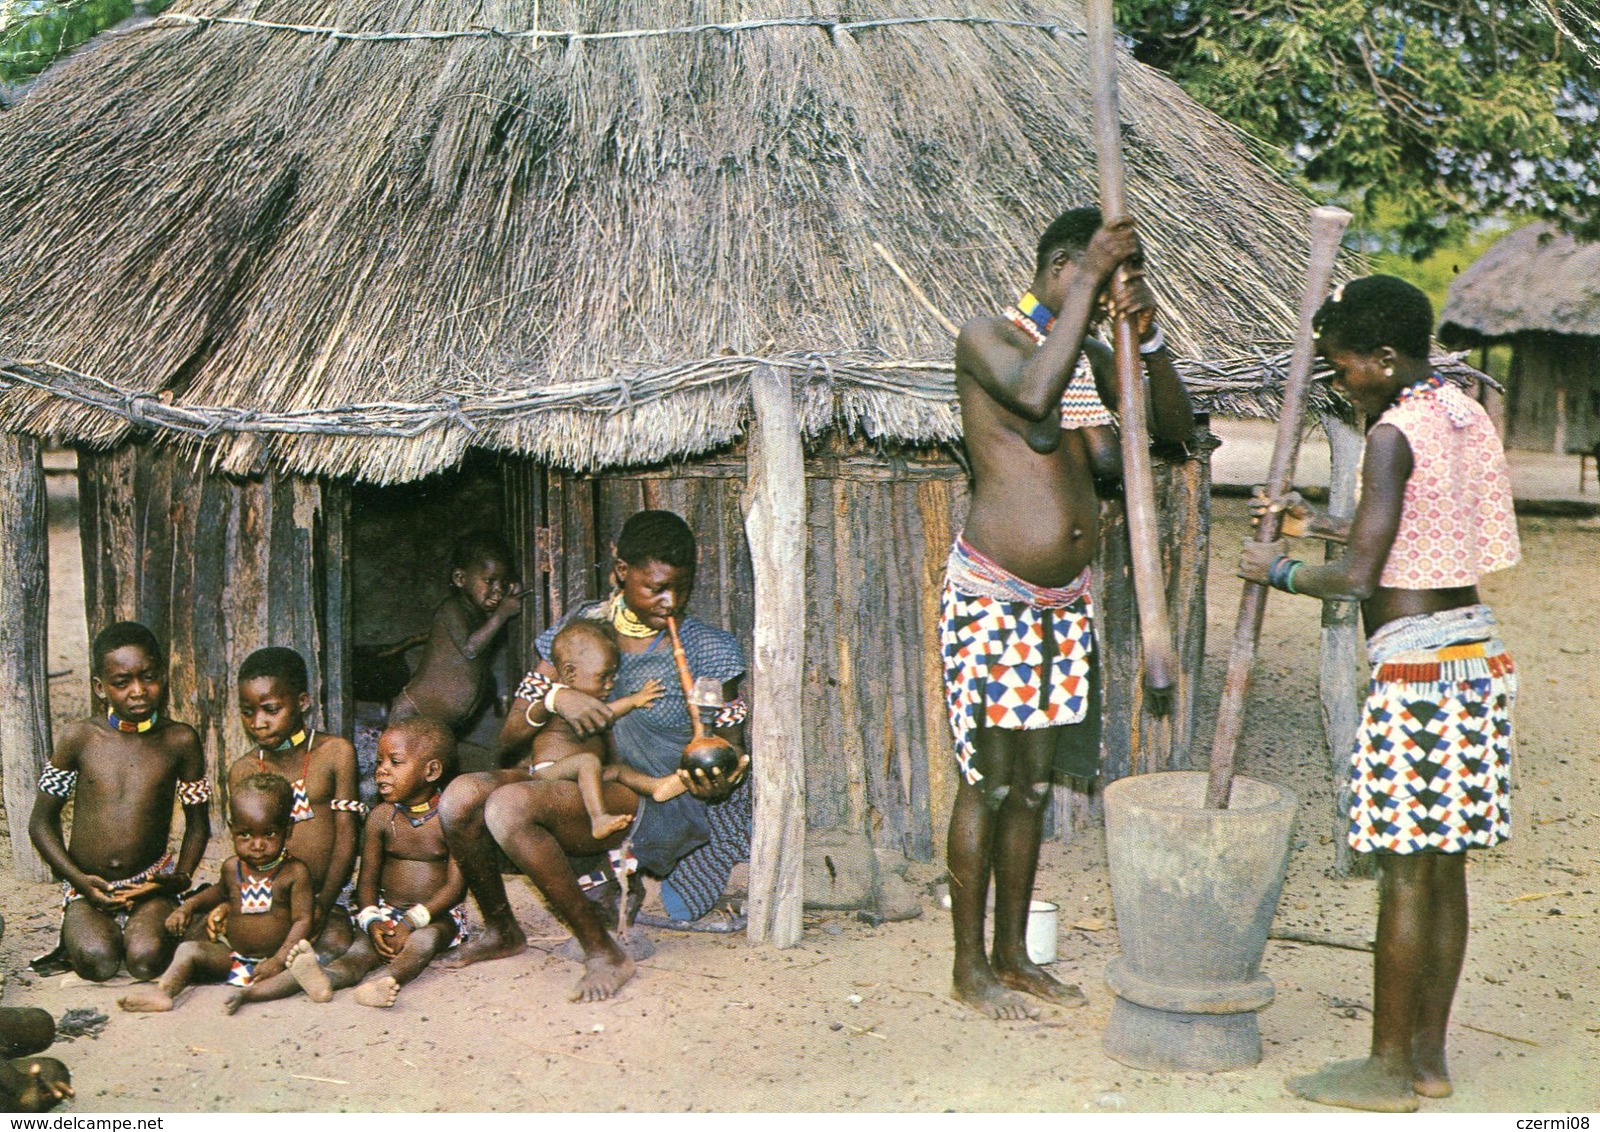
[2,462,1598,1113]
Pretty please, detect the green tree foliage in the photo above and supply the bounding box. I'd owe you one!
[1116,1,1600,256]
[1,0,171,88]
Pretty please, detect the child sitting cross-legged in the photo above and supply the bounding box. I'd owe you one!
[522,620,680,839]
[118,773,313,1015]
[285,718,468,1008]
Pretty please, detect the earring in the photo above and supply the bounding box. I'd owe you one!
[1382,366,1394,378]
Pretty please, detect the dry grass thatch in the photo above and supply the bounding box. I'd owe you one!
[0,0,1356,483]
[1439,222,1600,345]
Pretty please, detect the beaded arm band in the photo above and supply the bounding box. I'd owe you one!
[713,696,749,729]
[39,765,77,798]
[515,670,553,704]
[177,778,212,806]
[330,798,369,815]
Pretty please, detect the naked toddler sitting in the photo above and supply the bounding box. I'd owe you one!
[524,621,681,838]
[119,773,312,1015]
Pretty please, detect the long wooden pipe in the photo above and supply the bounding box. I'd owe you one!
[665,615,735,756]
[1083,0,1177,707]
[1203,205,1353,809]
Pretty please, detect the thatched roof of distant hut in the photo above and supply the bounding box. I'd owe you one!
[0,0,1354,483]
[1440,223,1600,345]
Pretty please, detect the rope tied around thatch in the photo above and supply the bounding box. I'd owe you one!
[130,13,1089,49]
[801,352,838,388]
[126,394,161,427]
[439,394,477,434]
[1,348,1495,454]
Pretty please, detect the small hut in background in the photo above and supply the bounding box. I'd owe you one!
[1,0,1350,944]
[1440,222,1600,457]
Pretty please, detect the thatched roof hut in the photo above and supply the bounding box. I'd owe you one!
[0,0,1357,940]
[0,0,1335,480]
[1440,223,1600,453]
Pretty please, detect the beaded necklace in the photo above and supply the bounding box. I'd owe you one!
[1390,371,1474,427]
[1393,372,1447,406]
[258,730,316,824]
[107,710,158,733]
[236,849,289,915]
[392,790,442,829]
[1003,291,1055,345]
[609,592,661,640]
[270,729,307,752]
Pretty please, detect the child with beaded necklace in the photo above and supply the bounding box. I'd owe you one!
[227,647,364,958]
[283,718,468,1008]
[28,621,210,983]
[118,773,313,1015]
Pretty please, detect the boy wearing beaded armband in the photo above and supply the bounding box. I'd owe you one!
[1240,276,1520,1112]
[228,647,364,956]
[119,773,313,1014]
[284,718,468,1008]
[28,622,211,983]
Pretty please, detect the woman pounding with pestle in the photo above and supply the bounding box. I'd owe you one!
[438,510,748,1002]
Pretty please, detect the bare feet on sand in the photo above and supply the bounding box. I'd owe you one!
[1289,1057,1420,1113]
[572,951,635,1002]
[439,922,526,969]
[354,975,401,1008]
[117,986,174,1013]
[286,940,333,1004]
[1410,1046,1453,1098]
[591,812,632,840]
[995,958,1088,1008]
[952,966,1039,1021]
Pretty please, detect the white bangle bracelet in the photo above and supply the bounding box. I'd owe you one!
[404,904,431,929]
[544,683,568,715]
[356,906,382,932]
[1138,325,1166,355]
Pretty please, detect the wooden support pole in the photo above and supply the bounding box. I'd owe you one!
[1,434,53,882]
[1319,412,1376,878]
[742,365,807,947]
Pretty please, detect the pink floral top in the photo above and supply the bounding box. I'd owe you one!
[1374,381,1520,589]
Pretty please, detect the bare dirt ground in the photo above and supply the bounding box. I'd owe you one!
[2,475,1597,1113]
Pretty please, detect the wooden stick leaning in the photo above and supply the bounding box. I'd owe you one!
[1203,205,1353,809]
[1083,0,1177,706]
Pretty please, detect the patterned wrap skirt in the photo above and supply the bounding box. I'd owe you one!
[1348,604,1515,855]
[939,536,1096,785]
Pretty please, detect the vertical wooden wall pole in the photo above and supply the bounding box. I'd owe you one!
[1319,413,1376,878]
[320,479,355,741]
[742,365,807,947]
[1,434,53,881]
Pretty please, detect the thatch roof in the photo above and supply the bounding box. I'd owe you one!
[0,0,1352,483]
[1440,223,1600,345]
